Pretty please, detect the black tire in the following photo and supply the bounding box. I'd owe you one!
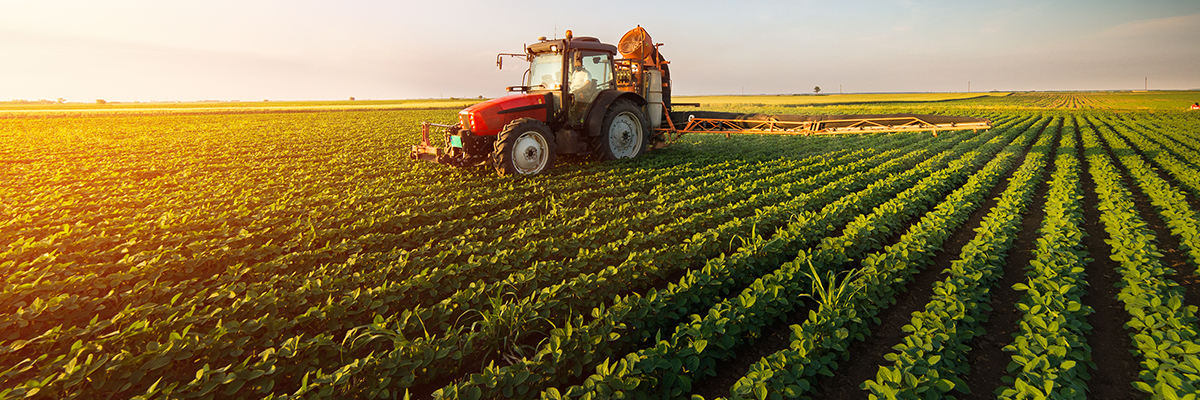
[492,118,556,176]
[592,100,650,161]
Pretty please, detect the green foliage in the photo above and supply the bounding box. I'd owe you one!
[860,117,1056,399]
[996,116,1093,399]
[5,96,1200,399]
[545,114,1033,400]
[722,115,1044,400]
[1076,117,1200,397]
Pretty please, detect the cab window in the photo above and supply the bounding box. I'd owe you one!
[529,53,563,90]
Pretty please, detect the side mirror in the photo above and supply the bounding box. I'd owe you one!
[496,53,528,71]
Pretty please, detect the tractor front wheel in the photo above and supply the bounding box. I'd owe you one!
[493,118,557,176]
[593,100,649,161]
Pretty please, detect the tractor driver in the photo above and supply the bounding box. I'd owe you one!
[569,52,599,122]
[569,52,593,92]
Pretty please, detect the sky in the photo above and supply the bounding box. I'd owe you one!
[2,0,1199,102]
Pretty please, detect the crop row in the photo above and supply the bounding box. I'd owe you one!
[1079,122,1200,397]
[994,115,1093,398]
[1132,123,1200,199]
[860,116,1055,398]
[1089,116,1200,272]
[521,118,1040,399]
[1141,115,1200,171]
[719,115,1046,400]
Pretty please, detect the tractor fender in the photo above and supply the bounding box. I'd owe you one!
[584,89,647,138]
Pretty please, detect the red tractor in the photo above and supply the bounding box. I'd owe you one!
[411,27,671,176]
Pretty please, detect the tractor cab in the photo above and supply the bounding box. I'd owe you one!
[521,34,619,126]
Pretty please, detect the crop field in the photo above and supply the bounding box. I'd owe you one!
[4,91,1200,399]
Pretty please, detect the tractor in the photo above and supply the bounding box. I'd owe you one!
[411,27,671,176]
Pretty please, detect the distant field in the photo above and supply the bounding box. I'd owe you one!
[1003,91,1200,110]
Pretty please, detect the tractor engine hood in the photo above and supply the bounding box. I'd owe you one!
[458,93,551,136]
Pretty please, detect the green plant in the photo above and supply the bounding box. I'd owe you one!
[800,260,862,313]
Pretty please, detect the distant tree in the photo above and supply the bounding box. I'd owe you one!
[95,99,106,104]
[349,97,355,101]
[57,98,65,103]
[814,86,821,95]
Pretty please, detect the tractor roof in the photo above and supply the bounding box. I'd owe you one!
[527,37,617,55]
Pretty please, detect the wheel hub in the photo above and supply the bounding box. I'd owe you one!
[512,131,549,174]
[608,111,642,158]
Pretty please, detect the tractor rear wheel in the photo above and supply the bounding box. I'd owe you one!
[493,118,556,176]
[592,100,649,161]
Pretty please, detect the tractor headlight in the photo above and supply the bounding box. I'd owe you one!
[470,113,486,132]
[458,111,471,131]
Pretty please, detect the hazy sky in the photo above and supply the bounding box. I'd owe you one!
[3,0,1198,102]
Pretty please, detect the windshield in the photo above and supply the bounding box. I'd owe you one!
[528,53,563,90]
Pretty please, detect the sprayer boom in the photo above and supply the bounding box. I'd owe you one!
[660,111,991,140]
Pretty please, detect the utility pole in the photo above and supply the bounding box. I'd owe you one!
[968,81,971,93]
[840,84,842,94]
[1145,76,1148,91]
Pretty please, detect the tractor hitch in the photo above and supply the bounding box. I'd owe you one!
[410,122,491,167]
[409,121,460,164]
[409,122,449,161]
